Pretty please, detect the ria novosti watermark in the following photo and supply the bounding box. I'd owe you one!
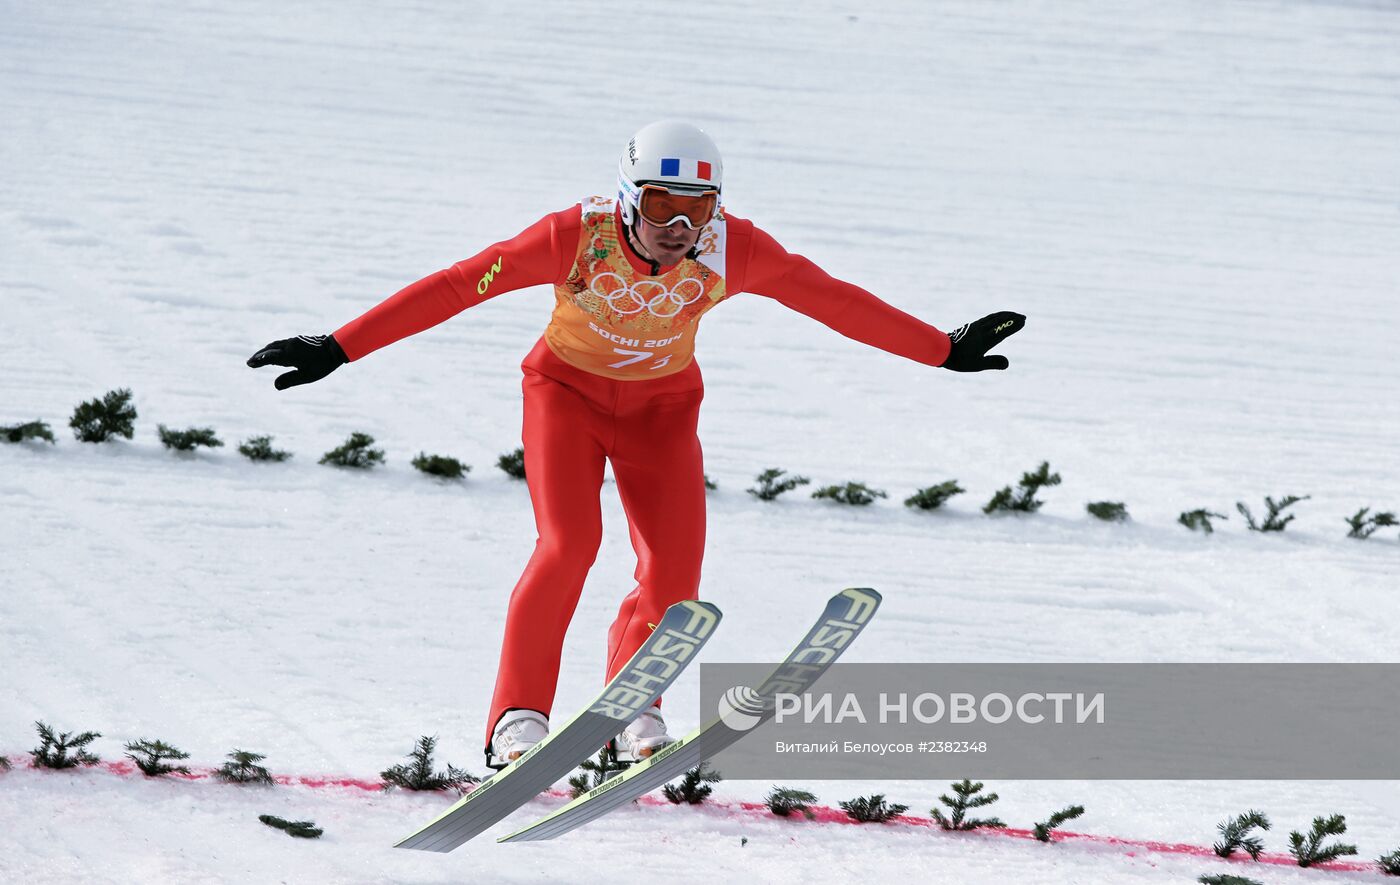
[699,663,1400,779]
[770,690,1105,726]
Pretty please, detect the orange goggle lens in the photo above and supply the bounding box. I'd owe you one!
[637,184,718,229]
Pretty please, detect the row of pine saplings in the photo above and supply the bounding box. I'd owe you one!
[4,388,1397,540]
[577,755,1400,880]
[9,721,1400,877]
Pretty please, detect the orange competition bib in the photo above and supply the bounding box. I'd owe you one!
[542,196,729,380]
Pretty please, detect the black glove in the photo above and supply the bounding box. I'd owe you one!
[246,334,349,390]
[942,312,1026,372]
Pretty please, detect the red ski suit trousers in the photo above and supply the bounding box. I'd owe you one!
[485,335,706,745]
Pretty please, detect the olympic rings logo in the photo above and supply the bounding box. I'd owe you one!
[583,273,706,319]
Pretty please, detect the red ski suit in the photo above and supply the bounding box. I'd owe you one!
[332,203,952,747]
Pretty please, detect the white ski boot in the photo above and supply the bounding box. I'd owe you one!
[487,709,548,769]
[613,708,673,764]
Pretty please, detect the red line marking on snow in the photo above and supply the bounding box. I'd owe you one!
[1,757,1383,875]
[2,757,390,794]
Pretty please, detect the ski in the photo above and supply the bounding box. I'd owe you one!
[498,587,881,843]
[394,598,722,852]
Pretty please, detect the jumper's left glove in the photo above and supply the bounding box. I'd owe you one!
[246,333,349,390]
[942,312,1026,372]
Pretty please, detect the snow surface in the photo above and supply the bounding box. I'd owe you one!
[2,0,1399,882]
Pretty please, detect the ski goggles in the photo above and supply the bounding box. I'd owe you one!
[637,183,719,230]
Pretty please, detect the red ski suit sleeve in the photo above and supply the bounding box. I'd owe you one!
[727,216,952,368]
[332,208,579,362]
[332,208,951,369]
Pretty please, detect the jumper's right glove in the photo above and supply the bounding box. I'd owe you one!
[941,311,1026,372]
[246,334,349,390]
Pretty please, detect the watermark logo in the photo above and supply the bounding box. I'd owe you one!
[702,662,1400,779]
[717,684,765,732]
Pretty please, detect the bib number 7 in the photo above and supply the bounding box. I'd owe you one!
[609,349,672,371]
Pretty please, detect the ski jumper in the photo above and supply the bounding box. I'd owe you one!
[331,197,953,748]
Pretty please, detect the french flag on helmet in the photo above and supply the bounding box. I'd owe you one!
[659,157,714,182]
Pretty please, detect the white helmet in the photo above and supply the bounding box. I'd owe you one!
[617,121,723,227]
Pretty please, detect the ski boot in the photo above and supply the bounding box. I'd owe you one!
[611,709,673,765]
[486,709,548,770]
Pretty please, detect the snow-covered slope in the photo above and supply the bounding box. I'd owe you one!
[3,0,1399,882]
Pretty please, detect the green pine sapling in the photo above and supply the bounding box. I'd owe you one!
[931,779,1005,831]
[319,432,385,468]
[498,447,526,479]
[1086,501,1128,522]
[840,793,908,823]
[217,749,275,785]
[412,452,469,479]
[380,735,478,792]
[747,468,810,501]
[1033,804,1085,842]
[1,420,56,443]
[662,762,722,805]
[1213,809,1271,860]
[1378,848,1400,875]
[811,482,887,506]
[157,425,223,452]
[983,461,1061,514]
[904,480,964,511]
[1346,507,1397,540]
[1179,509,1228,533]
[765,786,818,820]
[123,739,191,776]
[1197,875,1263,885]
[704,474,717,491]
[69,388,138,443]
[31,721,101,769]
[0,755,11,771]
[568,749,625,798]
[237,435,292,462]
[1236,495,1309,533]
[259,815,323,838]
[1288,814,1358,867]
